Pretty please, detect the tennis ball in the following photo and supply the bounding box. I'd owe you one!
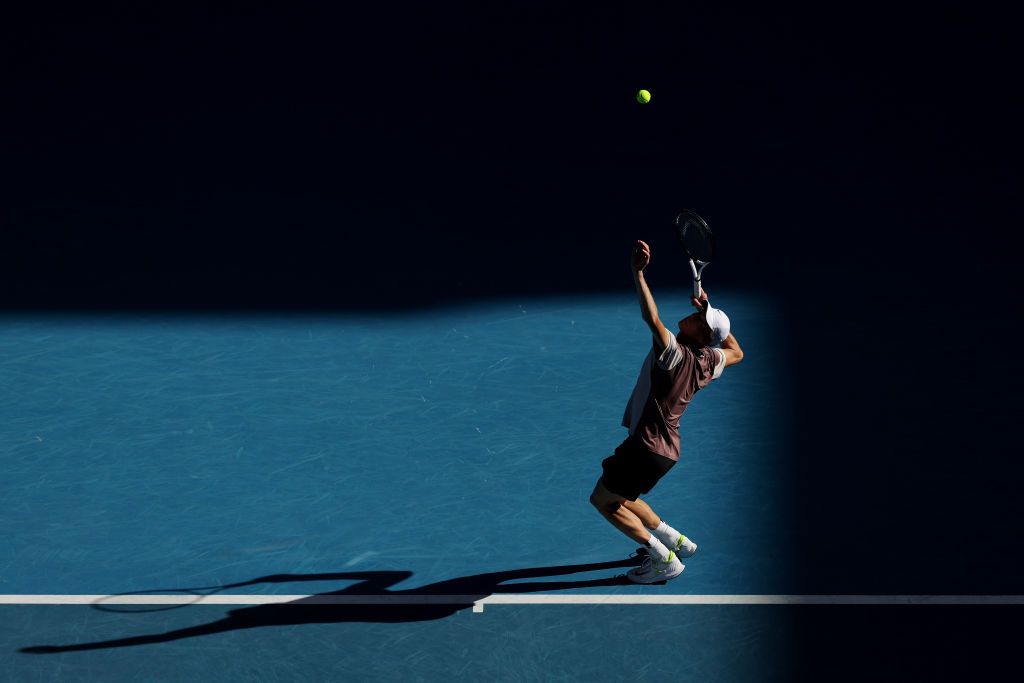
[636,89,651,104]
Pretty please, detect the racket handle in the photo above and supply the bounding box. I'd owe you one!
[692,278,702,299]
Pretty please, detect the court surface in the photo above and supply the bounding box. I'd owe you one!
[0,292,1011,681]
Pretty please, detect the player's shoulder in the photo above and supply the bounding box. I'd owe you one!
[703,346,727,381]
[653,333,685,370]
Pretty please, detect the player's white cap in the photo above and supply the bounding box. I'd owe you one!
[705,305,731,346]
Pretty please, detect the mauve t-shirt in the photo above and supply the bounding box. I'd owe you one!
[621,335,725,461]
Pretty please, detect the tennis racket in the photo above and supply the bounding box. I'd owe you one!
[674,209,715,299]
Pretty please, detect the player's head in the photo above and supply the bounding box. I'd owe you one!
[677,304,730,347]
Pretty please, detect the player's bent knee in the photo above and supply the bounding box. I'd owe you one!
[602,500,622,515]
[589,486,622,514]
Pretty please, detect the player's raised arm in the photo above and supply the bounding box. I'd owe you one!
[720,333,744,367]
[631,240,673,353]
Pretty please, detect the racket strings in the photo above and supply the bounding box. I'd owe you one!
[677,218,713,263]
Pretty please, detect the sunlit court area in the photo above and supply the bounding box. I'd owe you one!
[1,295,802,678]
[4,2,1022,681]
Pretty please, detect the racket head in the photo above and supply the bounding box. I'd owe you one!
[674,209,714,264]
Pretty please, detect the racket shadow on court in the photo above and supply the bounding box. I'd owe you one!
[20,557,641,654]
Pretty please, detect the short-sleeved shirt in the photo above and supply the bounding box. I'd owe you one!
[621,335,725,461]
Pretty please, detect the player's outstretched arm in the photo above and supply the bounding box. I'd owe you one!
[720,333,744,367]
[631,240,673,353]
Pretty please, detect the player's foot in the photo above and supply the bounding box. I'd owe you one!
[634,535,697,561]
[626,551,684,584]
[672,534,698,559]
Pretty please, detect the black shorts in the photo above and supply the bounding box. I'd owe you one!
[600,438,676,501]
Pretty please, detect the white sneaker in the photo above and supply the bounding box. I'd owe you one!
[672,534,698,559]
[635,535,697,561]
[626,551,684,584]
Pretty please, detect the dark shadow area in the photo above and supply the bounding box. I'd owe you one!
[788,605,1023,681]
[0,3,883,313]
[19,558,639,654]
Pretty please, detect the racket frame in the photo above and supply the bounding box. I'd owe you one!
[674,210,714,299]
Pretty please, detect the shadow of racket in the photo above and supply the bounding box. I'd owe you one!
[92,583,245,613]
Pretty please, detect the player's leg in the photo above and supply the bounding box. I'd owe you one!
[623,497,698,558]
[621,498,660,529]
[590,478,683,583]
[592,441,685,581]
[588,479,649,544]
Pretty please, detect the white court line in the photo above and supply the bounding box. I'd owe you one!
[2,594,1023,614]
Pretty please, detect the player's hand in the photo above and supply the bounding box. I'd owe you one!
[691,287,709,311]
[631,240,651,272]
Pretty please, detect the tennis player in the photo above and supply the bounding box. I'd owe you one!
[589,239,744,583]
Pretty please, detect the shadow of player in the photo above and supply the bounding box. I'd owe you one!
[20,556,642,653]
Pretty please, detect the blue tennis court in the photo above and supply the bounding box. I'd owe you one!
[0,292,811,679]
[3,289,1021,683]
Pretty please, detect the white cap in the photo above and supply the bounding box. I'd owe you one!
[705,305,731,346]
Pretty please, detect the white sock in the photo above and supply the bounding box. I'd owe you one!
[652,521,683,548]
[644,534,672,562]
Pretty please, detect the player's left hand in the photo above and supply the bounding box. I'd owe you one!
[631,240,651,272]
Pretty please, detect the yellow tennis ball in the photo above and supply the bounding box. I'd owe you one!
[636,89,651,104]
